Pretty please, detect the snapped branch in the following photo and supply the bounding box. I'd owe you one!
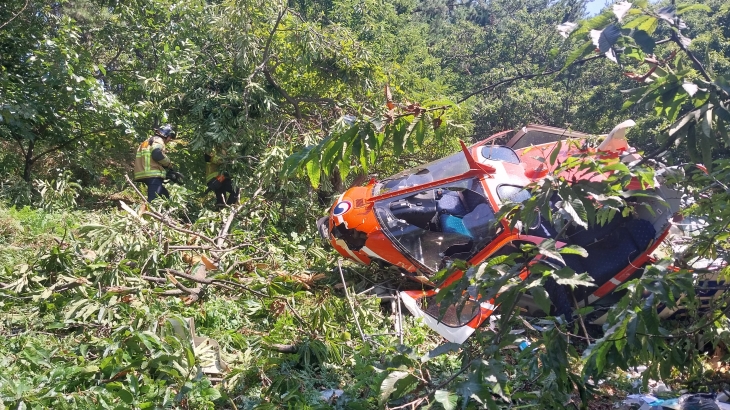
[124,175,219,246]
[263,68,302,120]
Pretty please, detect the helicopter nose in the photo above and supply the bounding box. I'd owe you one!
[316,216,331,243]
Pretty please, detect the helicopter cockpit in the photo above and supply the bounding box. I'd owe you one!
[372,178,499,272]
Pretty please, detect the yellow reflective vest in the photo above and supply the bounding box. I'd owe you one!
[205,151,224,182]
[134,136,171,180]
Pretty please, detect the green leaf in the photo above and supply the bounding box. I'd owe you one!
[623,46,645,63]
[597,24,621,52]
[379,371,410,405]
[613,317,629,351]
[185,346,196,369]
[555,270,595,287]
[421,343,461,363]
[700,108,713,139]
[626,314,639,346]
[561,41,595,73]
[415,116,427,146]
[700,130,713,170]
[637,16,659,33]
[549,140,562,166]
[361,123,376,154]
[571,11,614,39]
[392,374,419,400]
[623,15,650,29]
[531,286,552,315]
[351,135,364,170]
[631,30,655,54]
[579,196,596,228]
[405,114,423,147]
[603,162,630,174]
[391,118,408,156]
[658,86,687,122]
[434,390,458,410]
[537,244,564,265]
[676,4,711,14]
[117,389,134,404]
[559,245,588,257]
[686,125,700,163]
[669,108,699,136]
[282,145,315,177]
[306,160,321,189]
[322,132,349,175]
[715,106,730,144]
[338,158,351,181]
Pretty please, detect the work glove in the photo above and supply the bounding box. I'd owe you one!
[166,170,185,184]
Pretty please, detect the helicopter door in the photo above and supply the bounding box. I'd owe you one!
[399,240,537,343]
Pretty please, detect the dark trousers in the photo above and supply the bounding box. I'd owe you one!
[208,177,238,206]
[141,177,169,202]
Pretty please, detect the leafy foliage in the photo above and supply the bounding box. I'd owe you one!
[1,0,730,409]
[559,0,730,168]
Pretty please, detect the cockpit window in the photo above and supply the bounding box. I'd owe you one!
[481,145,520,164]
[373,179,499,273]
[423,296,480,327]
[497,185,532,203]
[372,152,470,196]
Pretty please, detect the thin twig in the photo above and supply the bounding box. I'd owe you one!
[159,290,187,296]
[215,185,263,249]
[457,55,604,104]
[387,397,427,410]
[166,273,200,295]
[263,68,302,120]
[0,0,29,30]
[243,7,287,119]
[670,30,712,83]
[572,292,593,342]
[214,279,267,298]
[124,175,218,246]
[168,244,253,252]
[164,268,214,285]
[337,259,367,343]
[141,276,166,284]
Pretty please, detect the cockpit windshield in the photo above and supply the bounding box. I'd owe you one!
[373,178,499,273]
[372,152,470,196]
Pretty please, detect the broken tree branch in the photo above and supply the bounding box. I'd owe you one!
[264,343,299,353]
[263,68,302,120]
[124,175,218,246]
[214,184,264,250]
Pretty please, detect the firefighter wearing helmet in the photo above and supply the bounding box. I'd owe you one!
[133,125,182,202]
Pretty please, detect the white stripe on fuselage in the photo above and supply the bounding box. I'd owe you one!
[361,246,386,263]
[335,238,366,264]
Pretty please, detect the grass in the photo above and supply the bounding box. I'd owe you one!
[0,205,85,269]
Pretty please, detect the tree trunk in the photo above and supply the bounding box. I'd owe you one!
[23,139,34,182]
[316,169,343,206]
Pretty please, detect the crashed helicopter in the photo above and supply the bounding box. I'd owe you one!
[317,121,725,343]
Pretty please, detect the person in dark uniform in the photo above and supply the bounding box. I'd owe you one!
[204,147,239,207]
